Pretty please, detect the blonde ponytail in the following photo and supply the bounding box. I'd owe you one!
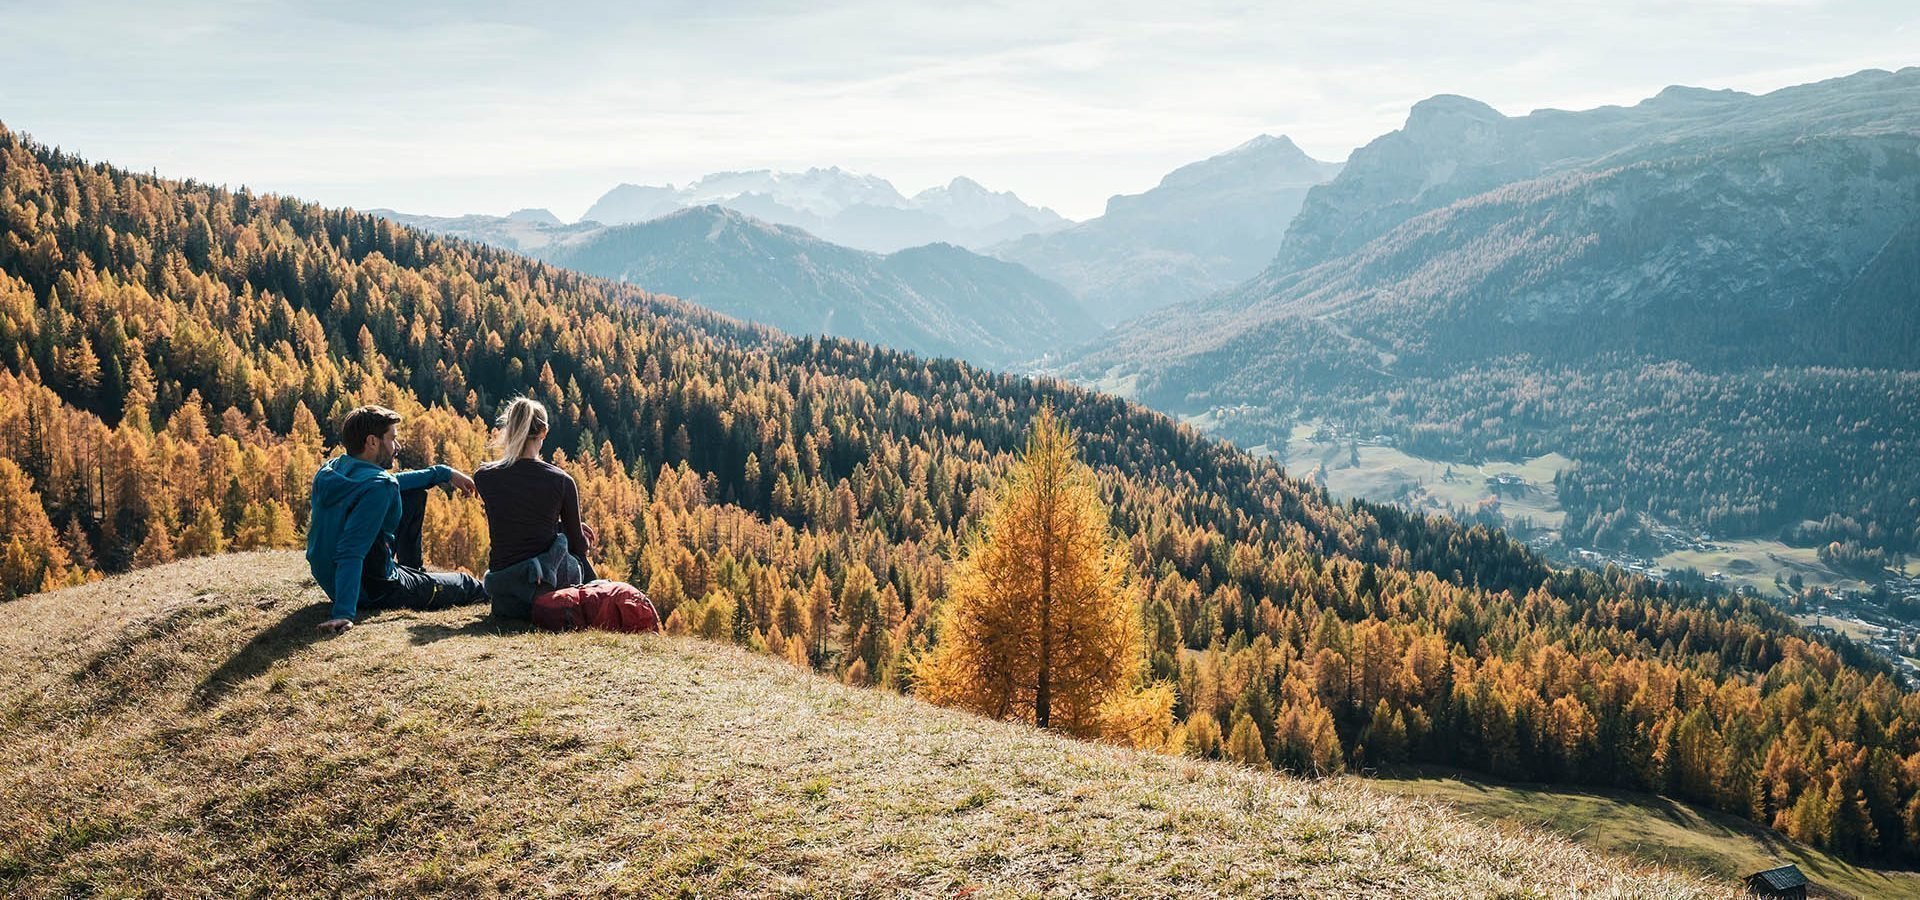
[491,397,549,464]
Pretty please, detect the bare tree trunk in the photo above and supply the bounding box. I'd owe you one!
[1036,444,1055,729]
[1038,552,1052,729]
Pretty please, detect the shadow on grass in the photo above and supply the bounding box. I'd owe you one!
[188,603,534,708]
[408,615,532,645]
[191,601,332,709]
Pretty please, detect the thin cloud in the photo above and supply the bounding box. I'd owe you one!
[1,0,1910,220]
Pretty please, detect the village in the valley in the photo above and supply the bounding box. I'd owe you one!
[1222,415,1920,687]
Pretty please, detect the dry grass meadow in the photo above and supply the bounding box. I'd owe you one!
[0,552,1737,898]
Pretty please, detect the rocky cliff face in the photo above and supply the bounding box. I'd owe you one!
[1208,137,1920,372]
[1273,68,1920,275]
[1067,68,1920,406]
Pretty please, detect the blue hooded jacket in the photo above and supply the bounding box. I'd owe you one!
[305,454,452,620]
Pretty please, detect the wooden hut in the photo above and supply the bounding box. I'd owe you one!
[1742,863,1808,899]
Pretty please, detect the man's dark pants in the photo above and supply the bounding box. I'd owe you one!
[358,487,486,613]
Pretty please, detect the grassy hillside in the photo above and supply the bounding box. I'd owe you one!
[1372,769,1920,900]
[0,553,1729,898]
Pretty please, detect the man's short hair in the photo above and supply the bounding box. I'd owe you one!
[340,405,403,455]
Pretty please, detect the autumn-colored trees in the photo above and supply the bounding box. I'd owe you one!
[916,406,1141,738]
[0,456,79,598]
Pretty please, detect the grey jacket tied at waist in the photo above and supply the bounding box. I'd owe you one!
[485,532,585,620]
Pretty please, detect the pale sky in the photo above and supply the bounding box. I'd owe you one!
[2,0,1913,221]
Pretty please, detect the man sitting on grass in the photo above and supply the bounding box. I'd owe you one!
[307,405,487,635]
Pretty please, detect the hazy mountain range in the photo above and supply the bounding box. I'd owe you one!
[991,135,1343,326]
[544,206,1099,366]
[374,169,1096,366]
[372,203,1096,367]
[367,208,602,254]
[379,64,1920,474]
[376,137,1355,363]
[582,169,1071,253]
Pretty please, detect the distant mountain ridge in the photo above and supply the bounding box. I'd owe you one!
[367,208,600,253]
[379,138,1348,343]
[505,207,563,226]
[371,204,1096,368]
[992,135,1342,326]
[1101,132,1920,387]
[582,167,1071,253]
[1272,67,1920,275]
[1073,68,1920,396]
[542,205,1099,366]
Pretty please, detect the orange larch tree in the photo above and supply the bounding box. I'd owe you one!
[916,404,1146,740]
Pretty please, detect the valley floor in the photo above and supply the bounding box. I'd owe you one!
[0,553,1732,898]
[1244,420,1876,598]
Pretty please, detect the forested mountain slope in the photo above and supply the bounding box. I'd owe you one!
[2,122,1918,863]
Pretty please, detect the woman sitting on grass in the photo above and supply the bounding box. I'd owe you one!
[474,397,597,619]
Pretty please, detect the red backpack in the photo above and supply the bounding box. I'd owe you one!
[531,580,661,634]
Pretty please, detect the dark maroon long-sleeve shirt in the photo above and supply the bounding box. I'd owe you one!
[474,458,595,579]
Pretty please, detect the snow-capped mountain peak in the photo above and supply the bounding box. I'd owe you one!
[581,167,1070,252]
